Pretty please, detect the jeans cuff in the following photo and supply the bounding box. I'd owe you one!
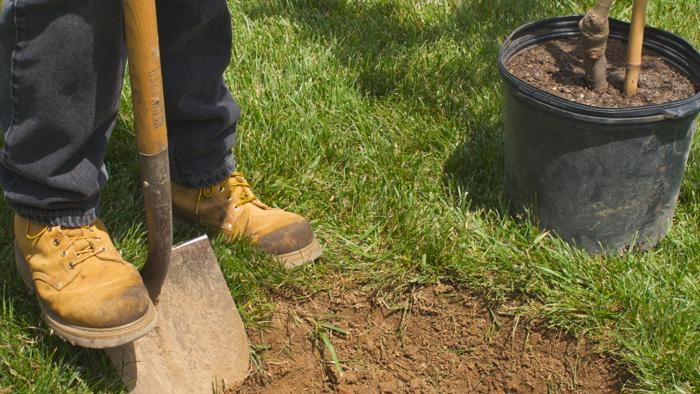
[9,202,100,227]
[170,155,236,189]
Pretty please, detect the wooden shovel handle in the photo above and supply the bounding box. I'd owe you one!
[124,0,173,301]
[124,0,168,156]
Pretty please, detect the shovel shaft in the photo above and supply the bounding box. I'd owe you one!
[124,0,172,300]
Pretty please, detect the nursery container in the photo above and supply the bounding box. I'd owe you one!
[498,16,700,253]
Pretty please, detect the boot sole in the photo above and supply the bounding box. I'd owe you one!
[276,237,322,269]
[14,242,157,349]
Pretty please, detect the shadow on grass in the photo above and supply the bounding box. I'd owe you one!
[442,117,508,213]
[241,0,542,107]
[239,0,547,213]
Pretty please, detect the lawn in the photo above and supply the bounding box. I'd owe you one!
[1,0,699,392]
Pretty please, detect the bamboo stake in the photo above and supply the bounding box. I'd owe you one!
[624,0,648,96]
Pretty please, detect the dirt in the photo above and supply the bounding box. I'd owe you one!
[234,284,625,393]
[507,38,697,108]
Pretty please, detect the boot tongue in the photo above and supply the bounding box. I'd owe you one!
[229,174,266,209]
[60,227,97,254]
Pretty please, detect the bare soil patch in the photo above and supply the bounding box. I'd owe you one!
[507,38,697,108]
[234,284,625,393]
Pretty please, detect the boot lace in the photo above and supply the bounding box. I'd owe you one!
[195,171,258,214]
[27,222,106,269]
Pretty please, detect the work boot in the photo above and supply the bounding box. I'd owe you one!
[172,172,321,268]
[13,215,156,349]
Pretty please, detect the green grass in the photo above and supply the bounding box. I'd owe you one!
[1,0,699,392]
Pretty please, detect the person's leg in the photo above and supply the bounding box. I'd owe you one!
[0,0,155,348]
[0,0,125,226]
[156,0,240,188]
[160,0,321,267]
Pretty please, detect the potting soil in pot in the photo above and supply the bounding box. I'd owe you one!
[507,37,698,108]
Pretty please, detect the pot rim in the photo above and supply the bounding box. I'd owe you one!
[498,15,700,123]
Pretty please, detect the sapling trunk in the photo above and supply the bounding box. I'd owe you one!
[579,0,614,90]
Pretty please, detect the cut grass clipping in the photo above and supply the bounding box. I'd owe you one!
[309,318,348,377]
[0,0,698,392]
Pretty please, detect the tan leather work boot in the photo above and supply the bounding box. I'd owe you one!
[14,215,156,349]
[172,172,321,268]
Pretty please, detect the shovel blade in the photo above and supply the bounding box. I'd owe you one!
[107,236,249,393]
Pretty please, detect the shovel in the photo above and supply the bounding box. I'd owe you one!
[106,0,250,391]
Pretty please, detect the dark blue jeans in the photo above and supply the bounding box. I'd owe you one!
[0,0,240,226]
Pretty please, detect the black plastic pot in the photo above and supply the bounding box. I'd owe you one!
[498,16,700,254]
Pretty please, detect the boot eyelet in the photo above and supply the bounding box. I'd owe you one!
[53,239,60,246]
[217,186,226,192]
[67,262,74,270]
[60,251,67,257]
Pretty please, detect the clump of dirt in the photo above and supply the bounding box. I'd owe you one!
[235,285,625,393]
[507,38,697,108]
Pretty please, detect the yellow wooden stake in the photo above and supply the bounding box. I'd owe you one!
[624,0,648,96]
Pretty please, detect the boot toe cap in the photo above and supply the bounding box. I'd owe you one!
[62,281,152,329]
[256,220,315,256]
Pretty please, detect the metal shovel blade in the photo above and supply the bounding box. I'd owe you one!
[107,235,250,393]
